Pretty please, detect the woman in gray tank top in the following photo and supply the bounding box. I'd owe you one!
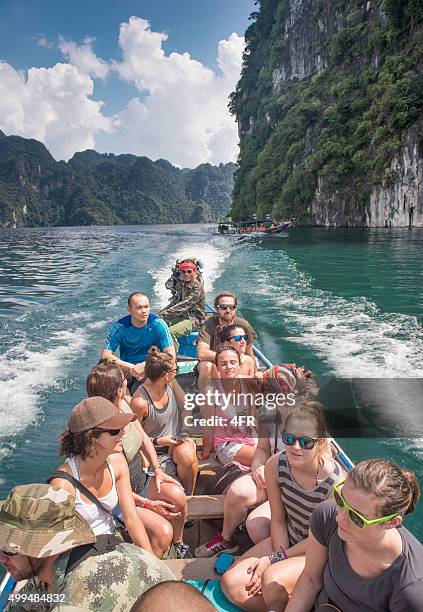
[222,401,343,612]
[131,347,198,497]
[287,459,422,612]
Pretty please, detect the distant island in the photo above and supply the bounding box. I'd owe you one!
[0,130,236,228]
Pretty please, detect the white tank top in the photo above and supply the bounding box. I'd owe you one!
[66,456,119,536]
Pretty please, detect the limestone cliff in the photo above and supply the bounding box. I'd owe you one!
[230,0,423,227]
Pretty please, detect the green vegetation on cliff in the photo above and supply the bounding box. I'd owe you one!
[230,0,423,224]
[0,134,236,227]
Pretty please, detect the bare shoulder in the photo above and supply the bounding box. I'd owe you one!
[50,462,75,495]
[109,452,128,477]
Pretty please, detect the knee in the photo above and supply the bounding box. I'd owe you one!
[175,442,197,467]
[161,484,186,513]
[221,566,247,606]
[158,519,173,547]
[226,480,251,507]
[246,515,270,544]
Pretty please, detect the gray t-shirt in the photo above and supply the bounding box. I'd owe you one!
[310,500,423,612]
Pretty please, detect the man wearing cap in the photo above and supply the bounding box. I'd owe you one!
[102,292,175,385]
[159,259,205,354]
[0,484,174,611]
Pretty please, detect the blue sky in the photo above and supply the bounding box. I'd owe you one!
[0,0,255,166]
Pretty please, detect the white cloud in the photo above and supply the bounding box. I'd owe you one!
[58,36,109,80]
[112,17,244,166]
[36,36,55,50]
[0,17,244,166]
[0,61,112,160]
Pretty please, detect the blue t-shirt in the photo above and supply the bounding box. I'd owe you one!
[104,313,173,364]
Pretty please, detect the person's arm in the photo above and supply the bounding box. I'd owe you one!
[265,453,290,551]
[101,348,135,372]
[198,384,215,459]
[156,319,176,358]
[130,392,148,421]
[137,419,184,491]
[285,531,328,612]
[197,340,216,362]
[111,454,152,551]
[251,435,271,488]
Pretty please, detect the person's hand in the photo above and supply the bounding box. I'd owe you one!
[147,499,181,518]
[154,468,184,493]
[245,556,271,597]
[130,362,145,380]
[251,465,266,489]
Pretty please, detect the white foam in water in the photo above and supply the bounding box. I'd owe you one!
[256,258,423,378]
[0,329,87,440]
[152,243,230,308]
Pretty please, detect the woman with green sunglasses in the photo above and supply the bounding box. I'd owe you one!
[286,459,422,612]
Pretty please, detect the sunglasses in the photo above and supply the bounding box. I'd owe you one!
[0,550,17,557]
[170,365,180,373]
[93,427,124,437]
[217,304,236,311]
[333,480,399,528]
[282,432,319,450]
[230,334,248,342]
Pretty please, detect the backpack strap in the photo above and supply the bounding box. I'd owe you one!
[65,534,119,575]
[47,470,125,530]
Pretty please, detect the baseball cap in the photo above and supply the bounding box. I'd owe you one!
[68,397,136,434]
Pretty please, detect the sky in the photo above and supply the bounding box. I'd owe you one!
[0,0,255,167]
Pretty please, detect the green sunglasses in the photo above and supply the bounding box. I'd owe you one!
[333,480,399,529]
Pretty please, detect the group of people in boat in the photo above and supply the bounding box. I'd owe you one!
[1,257,422,611]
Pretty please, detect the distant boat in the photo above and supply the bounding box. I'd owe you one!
[209,220,291,237]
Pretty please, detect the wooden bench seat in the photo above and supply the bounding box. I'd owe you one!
[187,494,225,520]
[164,558,220,581]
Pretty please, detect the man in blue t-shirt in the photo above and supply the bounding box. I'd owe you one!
[102,292,176,381]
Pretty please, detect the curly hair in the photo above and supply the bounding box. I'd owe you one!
[60,428,103,460]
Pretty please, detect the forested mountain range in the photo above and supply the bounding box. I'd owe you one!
[230,0,422,227]
[0,130,236,227]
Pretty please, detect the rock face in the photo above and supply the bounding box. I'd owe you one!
[230,0,423,226]
[367,122,423,227]
[0,136,236,227]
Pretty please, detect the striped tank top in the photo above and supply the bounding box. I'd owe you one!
[278,450,341,546]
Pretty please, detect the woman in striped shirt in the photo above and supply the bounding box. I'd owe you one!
[222,401,343,611]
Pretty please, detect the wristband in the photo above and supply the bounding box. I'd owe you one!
[152,437,158,446]
[141,498,148,508]
[268,546,288,564]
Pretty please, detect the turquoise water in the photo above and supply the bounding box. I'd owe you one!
[0,225,422,539]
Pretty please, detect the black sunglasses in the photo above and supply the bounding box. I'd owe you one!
[282,432,319,450]
[0,550,18,557]
[93,427,123,436]
[217,304,236,311]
